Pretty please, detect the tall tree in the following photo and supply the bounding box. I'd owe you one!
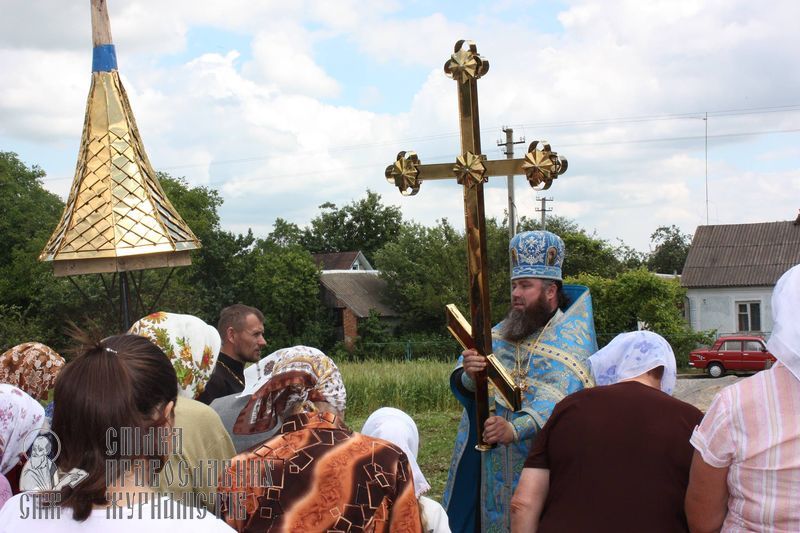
[518,215,625,278]
[300,190,403,264]
[572,269,712,366]
[0,152,75,348]
[647,225,692,274]
[374,219,467,332]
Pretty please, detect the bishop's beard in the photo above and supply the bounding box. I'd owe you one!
[501,295,555,342]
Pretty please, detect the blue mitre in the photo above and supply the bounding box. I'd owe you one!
[510,230,565,281]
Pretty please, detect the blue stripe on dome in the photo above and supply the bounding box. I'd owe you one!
[92,45,118,72]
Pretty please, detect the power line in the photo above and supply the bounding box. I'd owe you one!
[39,109,800,184]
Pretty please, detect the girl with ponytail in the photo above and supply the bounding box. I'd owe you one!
[0,334,233,532]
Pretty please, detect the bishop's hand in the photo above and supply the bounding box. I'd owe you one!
[462,349,487,380]
[484,416,515,445]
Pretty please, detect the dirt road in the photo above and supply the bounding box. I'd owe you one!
[673,374,742,412]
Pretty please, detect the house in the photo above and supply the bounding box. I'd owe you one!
[311,251,373,271]
[681,215,800,337]
[312,252,398,348]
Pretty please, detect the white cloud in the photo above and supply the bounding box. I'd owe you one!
[243,27,340,99]
[2,0,800,254]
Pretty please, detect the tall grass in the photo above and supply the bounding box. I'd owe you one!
[339,360,460,418]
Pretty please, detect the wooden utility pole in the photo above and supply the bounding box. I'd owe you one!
[497,127,525,238]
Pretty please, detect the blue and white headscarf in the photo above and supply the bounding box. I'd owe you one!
[588,331,677,395]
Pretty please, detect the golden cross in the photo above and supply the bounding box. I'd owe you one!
[385,40,567,450]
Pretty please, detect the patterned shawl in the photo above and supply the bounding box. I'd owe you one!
[0,384,45,474]
[129,312,221,399]
[0,342,64,401]
[233,346,346,435]
[361,407,431,497]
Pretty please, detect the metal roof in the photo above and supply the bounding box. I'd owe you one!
[319,271,398,318]
[682,220,800,288]
[312,251,371,271]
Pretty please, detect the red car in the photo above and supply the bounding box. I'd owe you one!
[689,335,776,378]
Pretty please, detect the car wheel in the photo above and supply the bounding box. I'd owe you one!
[708,363,724,378]
[764,359,774,370]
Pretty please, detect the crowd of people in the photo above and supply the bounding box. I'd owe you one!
[0,230,797,532]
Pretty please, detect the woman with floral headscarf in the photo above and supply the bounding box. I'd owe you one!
[129,312,234,512]
[0,384,46,506]
[0,342,65,424]
[686,264,800,532]
[511,331,703,533]
[219,346,422,533]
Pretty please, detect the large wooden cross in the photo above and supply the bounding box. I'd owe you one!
[385,40,568,450]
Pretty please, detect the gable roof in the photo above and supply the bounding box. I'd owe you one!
[319,271,397,318]
[682,220,800,288]
[311,251,372,271]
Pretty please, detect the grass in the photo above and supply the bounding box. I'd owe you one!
[339,360,460,417]
[340,360,463,501]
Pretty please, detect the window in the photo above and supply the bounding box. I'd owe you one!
[737,301,761,332]
[743,340,764,352]
[722,340,742,351]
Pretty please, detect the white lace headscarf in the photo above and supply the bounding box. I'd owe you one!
[361,407,430,497]
[588,331,678,395]
[0,384,46,474]
[767,264,800,381]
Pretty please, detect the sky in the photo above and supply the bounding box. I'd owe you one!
[2,0,800,252]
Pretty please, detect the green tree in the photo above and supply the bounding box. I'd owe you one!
[266,218,303,247]
[518,215,624,277]
[572,269,712,366]
[154,174,256,322]
[0,152,81,349]
[374,219,467,333]
[300,190,403,264]
[647,225,692,274]
[248,240,332,348]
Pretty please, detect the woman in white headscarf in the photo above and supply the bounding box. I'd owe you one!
[588,329,678,395]
[511,331,703,533]
[361,407,451,533]
[686,264,800,532]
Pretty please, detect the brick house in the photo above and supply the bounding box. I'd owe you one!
[312,252,398,348]
[681,215,800,337]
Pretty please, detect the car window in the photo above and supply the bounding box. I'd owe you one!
[744,340,763,351]
[722,340,742,351]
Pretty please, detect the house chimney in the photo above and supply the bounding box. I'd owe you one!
[795,209,800,226]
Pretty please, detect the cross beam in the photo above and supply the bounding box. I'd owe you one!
[385,40,567,451]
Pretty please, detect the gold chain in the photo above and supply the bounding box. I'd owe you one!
[216,359,245,388]
[513,316,557,388]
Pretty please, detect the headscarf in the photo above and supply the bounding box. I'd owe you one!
[0,384,46,474]
[129,312,221,399]
[0,342,65,401]
[0,474,11,508]
[361,407,430,497]
[767,264,800,381]
[233,346,346,435]
[588,330,678,395]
